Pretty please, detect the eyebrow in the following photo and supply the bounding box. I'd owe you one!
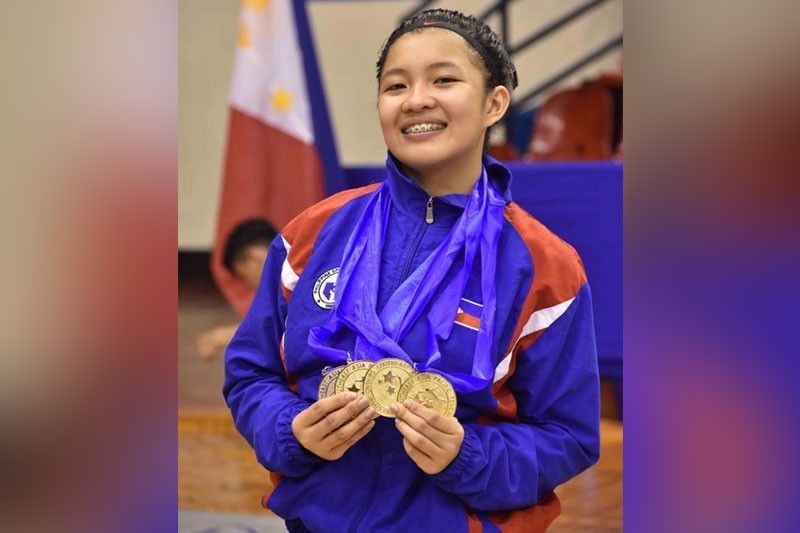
[380,61,464,80]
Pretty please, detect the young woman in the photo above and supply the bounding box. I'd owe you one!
[225,9,599,532]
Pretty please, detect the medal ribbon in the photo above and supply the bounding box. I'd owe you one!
[308,161,505,393]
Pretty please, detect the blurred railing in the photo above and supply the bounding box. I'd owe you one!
[400,0,623,123]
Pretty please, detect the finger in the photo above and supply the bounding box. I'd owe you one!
[330,418,376,455]
[297,392,358,426]
[312,395,371,437]
[395,417,439,458]
[391,402,447,446]
[402,437,435,470]
[403,399,460,434]
[321,403,377,448]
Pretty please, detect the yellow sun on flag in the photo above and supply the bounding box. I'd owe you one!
[237,24,250,47]
[243,0,269,9]
[270,88,293,112]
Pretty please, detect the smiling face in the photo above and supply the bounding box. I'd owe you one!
[378,28,509,192]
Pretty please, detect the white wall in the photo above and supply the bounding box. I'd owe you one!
[179,0,240,250]
[179,0,622,249]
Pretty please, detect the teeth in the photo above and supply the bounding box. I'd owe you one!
[403,123,445,134]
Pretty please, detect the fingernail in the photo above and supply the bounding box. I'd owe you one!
[390,403,400,412]
[404,399,413,408]
[357,396,369,407]
[345,392,357,401]
[364,407,376,418]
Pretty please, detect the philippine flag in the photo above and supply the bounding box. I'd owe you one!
[212,0,341,316]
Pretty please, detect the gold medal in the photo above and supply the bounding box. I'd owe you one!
[397,371,457,417]
[317,366,345,400]
[362,358,415,417]
[333,360,374,395]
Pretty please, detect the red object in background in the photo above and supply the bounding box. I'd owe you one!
[488,142,520,162]
[210,1,325,316]
[526,72,623,162]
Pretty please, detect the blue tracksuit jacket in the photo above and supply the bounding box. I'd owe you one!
[224,156,600,532]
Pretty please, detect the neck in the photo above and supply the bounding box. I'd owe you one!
[404,154,484,196]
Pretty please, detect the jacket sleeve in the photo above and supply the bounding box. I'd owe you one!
[223,236,322,477]
[432,282,600,510]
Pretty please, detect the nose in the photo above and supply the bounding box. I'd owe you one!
[401,83,435,113]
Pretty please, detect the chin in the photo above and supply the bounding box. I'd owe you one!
[397,157,443,177]
[391,147,451,173]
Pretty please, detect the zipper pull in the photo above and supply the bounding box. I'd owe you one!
[425,197,434,224]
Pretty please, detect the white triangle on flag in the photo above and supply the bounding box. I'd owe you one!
[229,0,314,145]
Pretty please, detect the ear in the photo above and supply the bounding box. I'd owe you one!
[483,85,511,128]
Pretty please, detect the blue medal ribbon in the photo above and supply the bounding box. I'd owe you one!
[308,161,505,393]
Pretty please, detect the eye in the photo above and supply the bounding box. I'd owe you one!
[382,83,405,93]
[435,77,458,84]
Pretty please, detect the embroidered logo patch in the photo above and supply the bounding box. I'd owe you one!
[312,267,339,309]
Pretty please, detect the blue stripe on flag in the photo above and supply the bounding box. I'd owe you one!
[291,0,346,196]
[460,297,484,317]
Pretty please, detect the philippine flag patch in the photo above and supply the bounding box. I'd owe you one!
[454,297,482,331]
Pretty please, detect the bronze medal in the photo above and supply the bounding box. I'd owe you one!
[362,358,415,417]
[333,360,374,395]
[397,371,457,417]
[317,366,345,400]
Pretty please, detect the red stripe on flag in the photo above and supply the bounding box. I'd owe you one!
[455,311,480,330]
[212,108,325,316]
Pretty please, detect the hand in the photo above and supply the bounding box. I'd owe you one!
[391,399,465,474]
[291,392,378,461]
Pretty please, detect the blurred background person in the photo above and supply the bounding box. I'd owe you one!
[196,218,277,360]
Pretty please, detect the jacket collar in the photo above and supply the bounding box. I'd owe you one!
[384,153,513,225]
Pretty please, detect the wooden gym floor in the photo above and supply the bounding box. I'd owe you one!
[178,261,622,532]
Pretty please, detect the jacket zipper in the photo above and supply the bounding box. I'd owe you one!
[348,447,382,532]
[399,197,434,281]
[349,202,433,529]
[350,198,431,529]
